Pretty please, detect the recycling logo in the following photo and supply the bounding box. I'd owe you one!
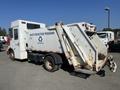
[38,36,43,42]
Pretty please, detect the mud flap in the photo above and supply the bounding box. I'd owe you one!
[107,55,117,72]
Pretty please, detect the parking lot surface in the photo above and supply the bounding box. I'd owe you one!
[0,48,120,90]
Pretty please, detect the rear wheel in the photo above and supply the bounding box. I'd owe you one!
[43,55,61,72]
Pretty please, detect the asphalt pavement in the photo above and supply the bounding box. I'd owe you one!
[0,47,120,90]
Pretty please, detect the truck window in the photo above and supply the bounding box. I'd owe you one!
[27,23,40,29]
[9,28,13,38]
[117,32,120,39]
[110,33,111,38]
[14,29,18,40]
[97,33,107,38]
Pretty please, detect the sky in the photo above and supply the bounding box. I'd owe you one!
[0,0,120,30]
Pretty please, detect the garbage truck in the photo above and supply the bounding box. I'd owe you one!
[7,20,117,75]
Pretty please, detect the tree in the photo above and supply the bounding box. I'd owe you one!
[0,27,7,36]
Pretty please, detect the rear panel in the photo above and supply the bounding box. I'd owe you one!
[63,25,96,66]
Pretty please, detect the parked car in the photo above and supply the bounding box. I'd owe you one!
[0,40,3,51]
[0,36,6,44]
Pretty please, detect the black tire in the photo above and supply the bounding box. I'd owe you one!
[9,50,15,61]
[43,55,61,72]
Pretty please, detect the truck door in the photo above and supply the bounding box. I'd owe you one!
[12,26,20,59]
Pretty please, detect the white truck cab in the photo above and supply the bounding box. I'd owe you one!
[7,20,117,75]
[8,20,46,59]
[97,31,114,48]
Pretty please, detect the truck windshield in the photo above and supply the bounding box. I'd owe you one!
[97,33,107,38]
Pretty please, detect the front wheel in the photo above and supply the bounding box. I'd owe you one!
[43,55,61,72]
[9,50,15,60]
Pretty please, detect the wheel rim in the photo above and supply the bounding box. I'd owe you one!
[45,60,53,70]
[9,52,14,60]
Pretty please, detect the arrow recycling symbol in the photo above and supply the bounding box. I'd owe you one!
[38,36,43,42]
